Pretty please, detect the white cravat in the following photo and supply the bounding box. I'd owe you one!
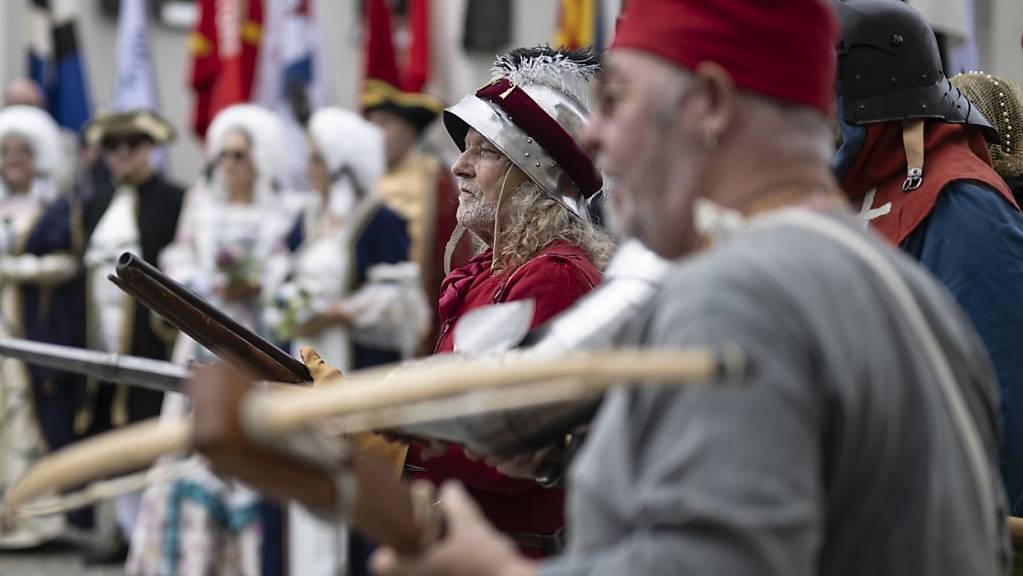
[85,186,142,353]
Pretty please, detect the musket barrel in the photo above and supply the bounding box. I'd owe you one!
[114,252,312,384]
[0,337,189,393]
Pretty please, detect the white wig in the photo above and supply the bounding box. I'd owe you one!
[206,104,286,201]
[307,107,385,216]
[308,107,385,193]
[0,105,63,179]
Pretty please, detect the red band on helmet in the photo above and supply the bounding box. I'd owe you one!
[476,78,602,198]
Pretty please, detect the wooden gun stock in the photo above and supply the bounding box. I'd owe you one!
[191,364,441,556]
[112,252,311,384]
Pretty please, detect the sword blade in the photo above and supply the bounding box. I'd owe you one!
[0,338,189,393]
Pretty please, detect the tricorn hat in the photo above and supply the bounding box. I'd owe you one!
[84,109,176,147]
[361,79,444,134]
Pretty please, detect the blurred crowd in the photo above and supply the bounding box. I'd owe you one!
[0,72,471,572]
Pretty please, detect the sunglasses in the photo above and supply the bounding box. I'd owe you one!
[219,149,249,163]
[101,134,150,152]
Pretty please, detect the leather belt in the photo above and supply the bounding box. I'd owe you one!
[507,528,566,555]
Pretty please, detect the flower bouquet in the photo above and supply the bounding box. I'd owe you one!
[264,278,332,341]
[212,237,262,298]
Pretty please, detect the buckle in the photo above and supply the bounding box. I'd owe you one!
[902,168,923,192]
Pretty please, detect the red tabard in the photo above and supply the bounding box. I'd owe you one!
[842,121,1018,245]
[409,241,601,554]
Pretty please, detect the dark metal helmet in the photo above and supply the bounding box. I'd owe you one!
[831,0,995,139]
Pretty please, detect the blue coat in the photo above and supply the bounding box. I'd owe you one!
[902,180,1023,514]
[284,202,411,371]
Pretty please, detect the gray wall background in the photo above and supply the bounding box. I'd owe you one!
[0,0,1020,186]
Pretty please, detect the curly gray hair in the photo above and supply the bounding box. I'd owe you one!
[481,180,615,274]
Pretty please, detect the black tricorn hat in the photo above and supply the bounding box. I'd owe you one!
[84,109,176,146]
[361,79,444,134]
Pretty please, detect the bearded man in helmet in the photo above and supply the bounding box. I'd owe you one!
[400,46,613,557]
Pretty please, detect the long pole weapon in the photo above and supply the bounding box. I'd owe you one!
[0,337,191,393]
[2,348,743,550]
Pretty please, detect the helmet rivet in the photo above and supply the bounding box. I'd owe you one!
[921,103,928,110]
[524,152,530,158]
[535,162,541,168]
[858,104,866,111]
[891,34,904,47]
[527,138,534,144]
[549,162,556,168]
[921,73,928,80]
[891,77,897,83]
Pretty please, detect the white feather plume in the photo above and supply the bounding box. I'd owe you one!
[490,48,600,109]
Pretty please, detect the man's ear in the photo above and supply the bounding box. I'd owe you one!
[692,61,737,142]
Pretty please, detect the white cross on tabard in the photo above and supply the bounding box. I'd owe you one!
[858,189,892,226]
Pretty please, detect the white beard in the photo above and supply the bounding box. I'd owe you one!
[456,186,499,236]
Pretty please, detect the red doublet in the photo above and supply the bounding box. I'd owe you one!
[410,241,601,554]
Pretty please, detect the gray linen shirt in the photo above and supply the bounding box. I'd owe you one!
[541,212,1009,575]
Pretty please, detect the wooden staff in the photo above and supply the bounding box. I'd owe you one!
[3,348,741,552]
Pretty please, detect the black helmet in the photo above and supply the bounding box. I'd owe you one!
[831,0,995,139]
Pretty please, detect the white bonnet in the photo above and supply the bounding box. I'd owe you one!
[307,107,385,194]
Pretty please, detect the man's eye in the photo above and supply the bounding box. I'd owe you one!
[594,77,626,116]
[598,90,620,115]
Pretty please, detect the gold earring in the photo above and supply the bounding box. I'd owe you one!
[698,127,718,150]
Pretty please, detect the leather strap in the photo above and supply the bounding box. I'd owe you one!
[902,119,926,191]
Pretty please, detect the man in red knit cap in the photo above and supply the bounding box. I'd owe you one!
[370,0,1009,574]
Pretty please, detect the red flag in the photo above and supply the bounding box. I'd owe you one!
[189,0,262,138]
[402,0,430,93]
[364,0,400,86]
[189,0,220,137]
[363,0,431,92]
[240,0,263,97]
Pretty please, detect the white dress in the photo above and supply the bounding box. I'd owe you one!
[269,190,430,576]
[127,184,297,576]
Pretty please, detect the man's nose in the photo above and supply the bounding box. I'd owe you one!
[451,149,474,179]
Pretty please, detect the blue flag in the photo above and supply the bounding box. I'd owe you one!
[27,0,92,133]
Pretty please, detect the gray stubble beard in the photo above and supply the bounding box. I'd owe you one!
[455,181,499,237]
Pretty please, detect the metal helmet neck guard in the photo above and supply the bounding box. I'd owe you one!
[832,0,995,140]
[444,47,602,219]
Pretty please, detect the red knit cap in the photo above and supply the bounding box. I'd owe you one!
[612,0,839,116]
